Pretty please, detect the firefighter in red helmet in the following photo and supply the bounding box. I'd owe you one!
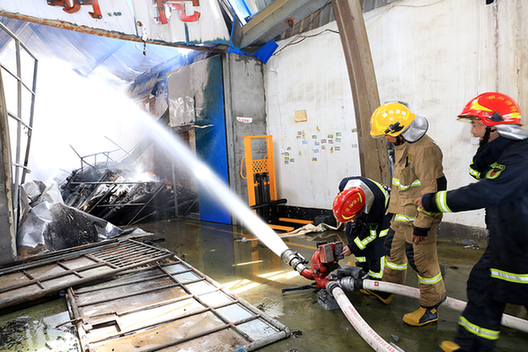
[333,176,392,302]
[416,92,528,352]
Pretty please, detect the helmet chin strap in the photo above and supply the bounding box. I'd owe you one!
[479,126,495,148]
[394,135,405,146]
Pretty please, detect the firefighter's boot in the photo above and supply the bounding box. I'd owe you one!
[360,289,394,304]
[440,341,463,351]
[402,306,438,326]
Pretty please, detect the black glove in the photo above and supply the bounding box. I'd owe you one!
[413,225,429,238]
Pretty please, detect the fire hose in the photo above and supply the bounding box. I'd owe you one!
[281,243,405,352]
[280,241,528,352]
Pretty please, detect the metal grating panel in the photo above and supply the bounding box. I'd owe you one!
[0,239,172,310]
[67,255,290,351]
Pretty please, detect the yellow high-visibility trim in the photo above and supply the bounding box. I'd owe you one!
[491,268,528,284]
[379,229,389,237]
[369,256,386,279]
[468,165,481,180]
[392,178,421,191]
[371,179,390,208]
[356,256,366,262]
[354,237,366,250]
[386,261,407,271]
[354,227,378,250]
[418,272,443,285]
[395,214,415,222]
[435,191,452,213]
[459,316,500,340]
[417,207,440,217]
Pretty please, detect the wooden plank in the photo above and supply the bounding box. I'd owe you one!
[278,218,314,225]
[268,224,295,232]
[331,0,391,186]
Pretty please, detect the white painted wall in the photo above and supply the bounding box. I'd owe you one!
[265,0,528,228]
[265,25,361,209]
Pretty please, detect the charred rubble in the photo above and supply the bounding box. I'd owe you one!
[59,166,199,226]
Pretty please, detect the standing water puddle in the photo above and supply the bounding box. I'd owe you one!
[1,219,528,351]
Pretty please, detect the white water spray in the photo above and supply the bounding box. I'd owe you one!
[136,117,290,258]
[29,60,291,259]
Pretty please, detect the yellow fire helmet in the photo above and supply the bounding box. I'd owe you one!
[370,102,429,142]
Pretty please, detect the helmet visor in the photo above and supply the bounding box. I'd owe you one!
[401,115,429,142]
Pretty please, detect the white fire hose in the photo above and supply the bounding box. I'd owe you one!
[329,284,405,352]
[361,279,528,334]
[325,277,528,352]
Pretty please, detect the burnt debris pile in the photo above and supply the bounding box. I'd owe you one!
[59,166,199,226]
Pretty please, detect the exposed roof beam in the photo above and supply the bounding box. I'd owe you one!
[0,11,228,54]
[240,0,329,48]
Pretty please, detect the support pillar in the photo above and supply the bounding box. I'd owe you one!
[331,0,391,186]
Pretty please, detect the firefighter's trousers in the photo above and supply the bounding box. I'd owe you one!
[382,220,446,308]
[454,248,528,351]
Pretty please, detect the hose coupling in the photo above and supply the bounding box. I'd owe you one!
[326,280,341,295]
[337,276,356,293]
[281,249,308,274]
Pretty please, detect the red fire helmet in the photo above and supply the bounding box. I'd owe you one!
[332,187,366,223]
[458,92,522,126]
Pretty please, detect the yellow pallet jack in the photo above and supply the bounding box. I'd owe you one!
[241,135,313,232]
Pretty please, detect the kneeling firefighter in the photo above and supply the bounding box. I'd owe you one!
[333,176,393,303]
[370,102,447,326]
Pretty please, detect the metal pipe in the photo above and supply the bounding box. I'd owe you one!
[126,184,165,226]
[20,56,38,185]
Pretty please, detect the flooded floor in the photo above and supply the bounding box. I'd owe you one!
[1,218,528,351]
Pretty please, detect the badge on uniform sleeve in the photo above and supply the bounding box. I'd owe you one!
[486,162,506,179]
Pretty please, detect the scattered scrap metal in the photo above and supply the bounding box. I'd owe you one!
[59,165,197,226]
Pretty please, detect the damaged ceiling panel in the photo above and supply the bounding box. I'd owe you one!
[0,15,205,84]
[0,0,230,48]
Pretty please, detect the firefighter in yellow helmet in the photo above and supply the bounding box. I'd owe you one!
[370,102,447,326]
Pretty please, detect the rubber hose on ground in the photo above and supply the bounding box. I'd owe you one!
[327,282,404,352]
[360,279,528,333]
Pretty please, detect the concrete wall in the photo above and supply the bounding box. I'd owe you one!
[223,54,268,216]
[265,0,528,229]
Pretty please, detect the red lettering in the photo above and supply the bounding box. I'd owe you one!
[153,0,201,24]
[47,0,102,19]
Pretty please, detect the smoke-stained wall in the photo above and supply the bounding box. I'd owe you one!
[265,0,528,229]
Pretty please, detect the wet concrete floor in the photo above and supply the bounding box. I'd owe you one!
[1,218,528,351]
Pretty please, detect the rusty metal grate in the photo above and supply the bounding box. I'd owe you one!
[67,255,290,352]
[0,239,172,310]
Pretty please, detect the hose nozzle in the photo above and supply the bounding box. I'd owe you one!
[281,249,309,274]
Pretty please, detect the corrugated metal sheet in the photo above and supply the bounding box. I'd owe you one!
[0,0,230,47]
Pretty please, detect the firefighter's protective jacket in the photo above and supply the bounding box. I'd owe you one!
[338,176,391,253]
[338,176,391,279]
[422,136,528,304]
[388,134,446,233]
